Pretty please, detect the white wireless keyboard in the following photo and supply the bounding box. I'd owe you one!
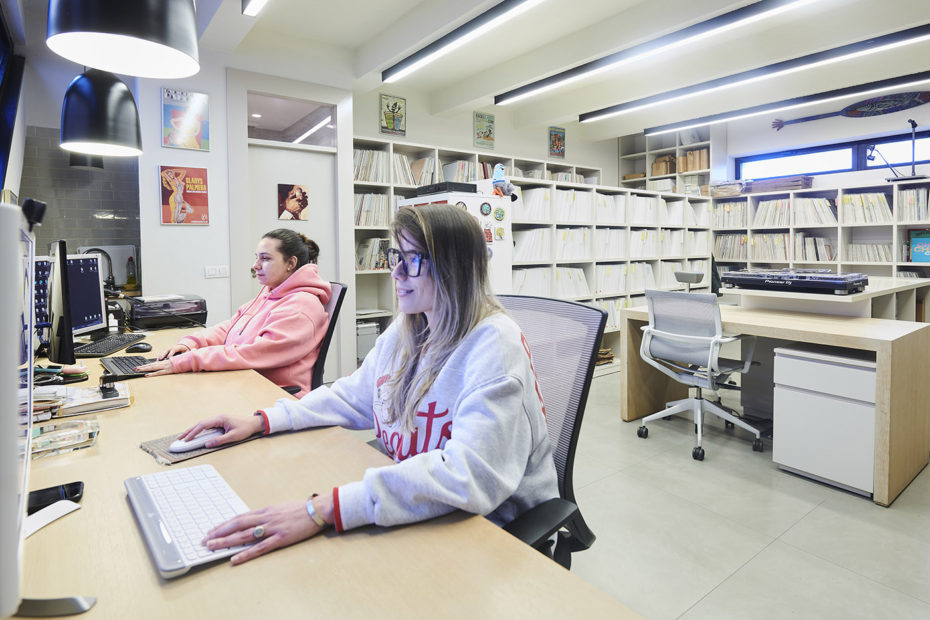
[125,464,253,578]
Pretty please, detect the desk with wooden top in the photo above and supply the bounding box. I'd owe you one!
[24,330,637,618]
[620,305,930,507]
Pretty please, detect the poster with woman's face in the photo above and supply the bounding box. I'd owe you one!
[278,184,309,220]
[159,166,209,225]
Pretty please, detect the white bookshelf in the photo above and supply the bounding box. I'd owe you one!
[709,180,930,279]
[619,127,713,197]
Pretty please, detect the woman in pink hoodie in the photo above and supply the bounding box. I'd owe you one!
[136,229,332,397]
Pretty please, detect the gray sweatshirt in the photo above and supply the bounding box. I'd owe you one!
[262,311,559,532]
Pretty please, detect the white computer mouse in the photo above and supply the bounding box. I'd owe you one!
[168,428,225,453]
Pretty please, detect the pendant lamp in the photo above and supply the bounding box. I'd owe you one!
[46,0,199,79]
[60,69,142,157]
[68,153,104,169]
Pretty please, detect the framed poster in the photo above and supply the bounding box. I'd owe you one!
[379,93,406,137]
[160,166,209,225]
[162,88,209,151]
[277,184,310,220]
[474,111,495,149]
[548,126,565,159]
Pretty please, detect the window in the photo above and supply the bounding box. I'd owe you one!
[736,130,930,180]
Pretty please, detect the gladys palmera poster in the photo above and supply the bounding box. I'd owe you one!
[160,166,209,225]
[162,88,210,151]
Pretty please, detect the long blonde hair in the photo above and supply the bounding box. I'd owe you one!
[384,204,501,429]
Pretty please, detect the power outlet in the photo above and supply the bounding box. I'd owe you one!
[204,265,230,279]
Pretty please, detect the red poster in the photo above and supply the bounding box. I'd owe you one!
[160,166,209,225]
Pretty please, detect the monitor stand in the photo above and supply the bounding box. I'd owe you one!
[16,596,96,617]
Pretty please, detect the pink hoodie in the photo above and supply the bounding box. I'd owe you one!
[169,264,331,397]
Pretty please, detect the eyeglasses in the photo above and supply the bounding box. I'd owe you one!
[386,248,428,277]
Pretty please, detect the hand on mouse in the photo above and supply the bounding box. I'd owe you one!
[134,359,175,376]
[177,414,265,448]
[157,343,190,361]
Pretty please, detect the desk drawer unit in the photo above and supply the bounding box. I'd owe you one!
[773,345,877,495]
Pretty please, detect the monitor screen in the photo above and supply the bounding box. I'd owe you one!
[0,203,34,616]
[35,253,106,338]
[65,254,106,336]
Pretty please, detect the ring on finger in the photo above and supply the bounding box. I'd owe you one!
[253,525,265,540]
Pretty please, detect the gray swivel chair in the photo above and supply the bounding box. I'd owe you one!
[635,289,763,461]
[283,281,347,395]
[497,295,607,569]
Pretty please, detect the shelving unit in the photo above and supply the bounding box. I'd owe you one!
[619,127,712,196]
[710,180,930,280]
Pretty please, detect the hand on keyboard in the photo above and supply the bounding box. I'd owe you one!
[203,498,329,565]
[134,358,175,377]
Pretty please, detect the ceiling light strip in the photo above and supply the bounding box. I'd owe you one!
[382,0,545,84]
[641,70,930,136]
[579,23,930,123]
[242,0,271,17]
[494,0,818,106]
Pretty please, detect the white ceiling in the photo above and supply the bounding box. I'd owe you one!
[9,0,930,142]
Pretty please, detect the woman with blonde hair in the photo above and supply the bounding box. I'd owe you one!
[178,203,558,564]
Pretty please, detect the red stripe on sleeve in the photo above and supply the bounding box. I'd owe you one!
[332,487,343,533]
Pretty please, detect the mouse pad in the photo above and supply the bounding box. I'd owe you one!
[140,433,260,465]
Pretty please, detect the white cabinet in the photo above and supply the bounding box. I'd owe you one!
[773,344,877,495]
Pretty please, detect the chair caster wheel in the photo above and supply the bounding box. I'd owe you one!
[637,426,648,438]
[725,420,734,429]
[692,446,705,461]
[752,438,763,452]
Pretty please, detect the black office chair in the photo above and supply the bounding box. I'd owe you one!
[497,294,607,569]
[283,281,347,395]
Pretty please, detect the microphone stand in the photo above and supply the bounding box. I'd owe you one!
[891,119,927,182]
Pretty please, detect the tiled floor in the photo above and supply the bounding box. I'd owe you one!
[570,374,930,620]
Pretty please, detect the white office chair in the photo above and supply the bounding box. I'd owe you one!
[636,289,763,460]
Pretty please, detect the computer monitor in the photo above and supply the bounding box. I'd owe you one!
[45,241,75,364]
[37,250,107,363]
[0,202,35,616]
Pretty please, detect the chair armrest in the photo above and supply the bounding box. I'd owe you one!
[503,498,579,547]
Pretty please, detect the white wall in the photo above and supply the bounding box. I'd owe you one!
[137,51,232,321]
[3,91,24,197]
[353,87,619,185]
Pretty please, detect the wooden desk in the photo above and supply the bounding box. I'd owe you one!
[24,331,637,618]
[621,306,930,507]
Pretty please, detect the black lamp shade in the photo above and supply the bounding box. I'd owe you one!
[69,153,104,169]
[47,0,199,79]
[60,69,142,157]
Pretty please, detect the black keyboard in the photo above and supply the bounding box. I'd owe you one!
[100,356,155,378]
[74,333,146,357]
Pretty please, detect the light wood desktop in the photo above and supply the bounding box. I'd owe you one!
[620,306,930,507]
[24,330,637,618]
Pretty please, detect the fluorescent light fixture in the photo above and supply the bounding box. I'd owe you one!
[46,0,199,79]
[292,116,332,144]
[251,113,263,118]
[382,0,545,84]
[642,70,930,136]
[580,23,930,123]
[495,0,819,106]
[242,0,271,17]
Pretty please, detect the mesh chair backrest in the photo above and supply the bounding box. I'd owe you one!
[644,289,721,367]
[311,282,348,390]
[497,295,606,503]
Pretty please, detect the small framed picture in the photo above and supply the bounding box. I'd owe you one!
[160,166,209,225]
[277,184,310,220]
[161,88,209,151]
[548,126,565,159]
[380,93,406,137]
[474,111,495,149]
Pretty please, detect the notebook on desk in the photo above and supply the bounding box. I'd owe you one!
[124,464,254,578]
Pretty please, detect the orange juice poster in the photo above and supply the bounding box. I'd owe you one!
[160,166,209,225]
